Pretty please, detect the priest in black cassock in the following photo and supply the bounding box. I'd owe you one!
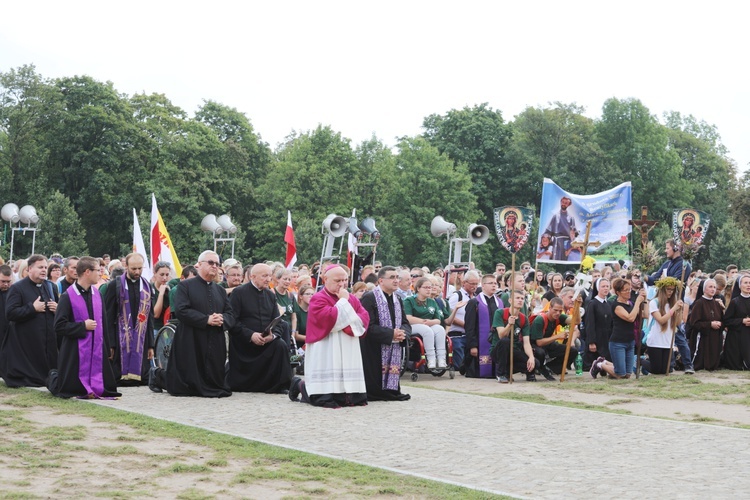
[149,251,235,397]
[722,274,750,370]
[0,265,13,379]
[359,266,411,401]
[462,274,502,378]
[3,255,59,387]
[227,263,292,394]
[104,253,155,385]
[47,257,121,398]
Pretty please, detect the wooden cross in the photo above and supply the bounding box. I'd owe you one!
[570,240,601,251]
[629,206,659,249]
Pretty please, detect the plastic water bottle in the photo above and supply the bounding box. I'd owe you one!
[575,352,583,376]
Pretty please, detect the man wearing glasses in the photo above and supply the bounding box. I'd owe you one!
[149,251,236,397]
[359,266,411,401]
[105,252,154,386]
[48,257,121,398]
[447,269,479,370]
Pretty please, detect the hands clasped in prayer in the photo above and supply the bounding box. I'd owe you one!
[34,296,57,313]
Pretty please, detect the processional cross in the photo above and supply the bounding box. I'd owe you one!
[629,206,659,250]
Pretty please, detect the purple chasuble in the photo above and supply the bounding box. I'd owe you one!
[118,274,151,380]
[476,294,498,378]
[68,285,106,398]
[373,286,402,390]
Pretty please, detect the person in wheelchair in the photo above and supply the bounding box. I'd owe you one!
[359,266,411,401]
[404,277,447,370]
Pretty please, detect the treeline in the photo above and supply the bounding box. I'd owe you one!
[1,64,749,272]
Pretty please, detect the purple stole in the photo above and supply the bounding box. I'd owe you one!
[476,294,499,378]
[373,286,402,391]
[118,275,151,380]
[68,285,106,398]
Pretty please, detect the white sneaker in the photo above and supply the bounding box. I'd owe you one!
[427,359,437,370]
[436,358,447,369]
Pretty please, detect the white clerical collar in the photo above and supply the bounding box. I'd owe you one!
[595,296,605,303]
[702,295,714,300]
[741,293,750,298]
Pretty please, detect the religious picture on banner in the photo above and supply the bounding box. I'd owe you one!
[537,178,632,265]
[672,209,710,247]
[494,206,534,253]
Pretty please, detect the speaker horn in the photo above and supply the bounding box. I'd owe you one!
[19,205,39,225]
[216,214,237,234]
[322,214,347,237]
[201,214,223,235]
[1,203,20,224]
[468,223,489,245]
[348,217,362,238]
[431,216,456,237]
[360,217,380,238]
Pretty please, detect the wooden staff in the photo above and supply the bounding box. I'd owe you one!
[560,221,592,383]
[636,295,646,379]
[509,253,516,384]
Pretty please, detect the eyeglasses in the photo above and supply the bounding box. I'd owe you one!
[201,260,220,267]
[411,274,422,278]
[633,275,642,279]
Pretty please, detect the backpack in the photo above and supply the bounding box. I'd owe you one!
[501,308,527,329]
[528,312,559,336]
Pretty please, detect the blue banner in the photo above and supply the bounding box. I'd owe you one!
[537,178,632,265]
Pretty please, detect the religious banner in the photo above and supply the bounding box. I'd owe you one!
[493,206,534,253]
[536,178,632,265]
[672,208,710,247]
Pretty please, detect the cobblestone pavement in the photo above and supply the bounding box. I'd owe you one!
[88,384,750,499]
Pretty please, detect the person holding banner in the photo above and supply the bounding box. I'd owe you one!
[645,240,692,289]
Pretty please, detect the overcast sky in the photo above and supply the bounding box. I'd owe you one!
[2,1,747,174]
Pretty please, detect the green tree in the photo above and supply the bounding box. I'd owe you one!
[380,137,484,269]
[508,103,620,205]
[422,104,511,225]
[703,220,750,271]
[0,65,59,203]
[252,126,361,263]
[36,191,89,257]
[596,98,692,219]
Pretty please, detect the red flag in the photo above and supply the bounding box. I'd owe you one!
[285,210,297,269]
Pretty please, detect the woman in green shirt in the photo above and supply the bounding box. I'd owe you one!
[291,284,314,348]
[404,277,447,369]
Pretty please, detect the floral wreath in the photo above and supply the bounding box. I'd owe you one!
[654,276,681,289]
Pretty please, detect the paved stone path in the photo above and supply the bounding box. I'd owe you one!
[89,385,750,499]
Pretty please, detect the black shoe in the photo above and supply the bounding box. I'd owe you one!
[526,373,537,382]
[289,377,302,402]
[148,366,162,393]
[539,365,556,381]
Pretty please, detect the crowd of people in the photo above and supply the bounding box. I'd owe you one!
[1,238,749,409]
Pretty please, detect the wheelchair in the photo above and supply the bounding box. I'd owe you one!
[404,334,455,381]
[153,321,178,371]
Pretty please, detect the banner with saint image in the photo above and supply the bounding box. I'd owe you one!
[493,206,534,253]
[536,178,632,265]
[672,208,710,247]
